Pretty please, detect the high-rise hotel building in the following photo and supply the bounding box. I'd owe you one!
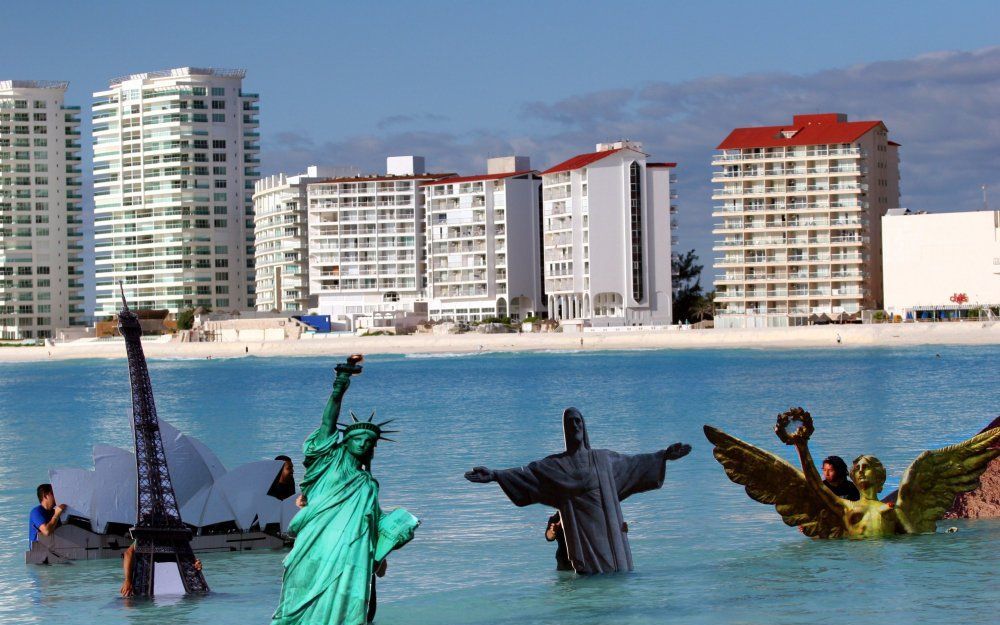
[541,141,675,326]
[307,156,450,325]
[92,67,260,315]
[423,156,544,322]
[253,165,355,312]
[0,81,84,339]
[711,113,900,328]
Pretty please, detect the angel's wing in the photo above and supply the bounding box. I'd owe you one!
[704,425,847,538]
[895,426,1000,534]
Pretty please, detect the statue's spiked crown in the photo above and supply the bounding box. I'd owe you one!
[341,410,397,442]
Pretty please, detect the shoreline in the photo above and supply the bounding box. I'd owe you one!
[1,322,998,362]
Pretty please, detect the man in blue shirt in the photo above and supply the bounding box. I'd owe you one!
[28,483,66,547]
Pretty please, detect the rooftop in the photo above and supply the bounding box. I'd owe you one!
[421,170,537,186]
[0,80,69,91]
[109,67,246,87]
[310,173,455,184]
[717,113,885,150]
[541,148,623,175]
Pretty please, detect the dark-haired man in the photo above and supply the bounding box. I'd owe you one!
[268,455,296,501]
[822,455,860,501]
[28,484,66,547]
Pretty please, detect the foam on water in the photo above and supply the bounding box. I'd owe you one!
[1,346,999,624]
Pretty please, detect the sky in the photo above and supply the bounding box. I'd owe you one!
[3,0,999,298]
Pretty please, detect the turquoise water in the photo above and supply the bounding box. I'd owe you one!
[1,346,999,624]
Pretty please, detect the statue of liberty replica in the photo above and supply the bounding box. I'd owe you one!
[272,355,418,625]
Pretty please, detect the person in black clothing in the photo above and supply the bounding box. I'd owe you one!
[822,455,860,501]
[267,455,296,501]
[545,513,573,571]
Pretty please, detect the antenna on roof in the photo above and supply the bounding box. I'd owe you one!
[982,184,989,211]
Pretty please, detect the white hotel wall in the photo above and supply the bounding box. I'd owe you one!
[882,210,1000,314]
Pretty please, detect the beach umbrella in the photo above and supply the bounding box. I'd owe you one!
[817,313,832,325]
[835,312,851,324]
[808,313,820,324]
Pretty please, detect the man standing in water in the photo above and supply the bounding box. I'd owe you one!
[28,484,65,547]
[545,514,572,571]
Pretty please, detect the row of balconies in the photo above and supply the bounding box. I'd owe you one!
[713,201,867,214]
[717,287,864,301]
[715,270,866,282]
[712,184,863,196]
[712,147,863,163]
[716,252,866,266]
[713,217,864,231]
[711,165,864,179]
[713,236,868,248]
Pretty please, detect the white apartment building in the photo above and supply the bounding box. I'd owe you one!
[92,67,260,315]
[253,165,356,312]
[307,156,450,327]
[541,141,675,326]
[882,209,1000,319]
[423,156,543,322]
[711,113,900,328]
[0,81,84,339]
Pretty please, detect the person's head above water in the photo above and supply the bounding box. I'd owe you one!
[563,407,590,452]
[821,455,849,484]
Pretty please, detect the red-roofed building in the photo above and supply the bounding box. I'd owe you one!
[422,157,544,322]
[711,114,901,329]
[541,141,677,326]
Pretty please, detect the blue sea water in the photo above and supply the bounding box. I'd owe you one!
[1,346,999,625]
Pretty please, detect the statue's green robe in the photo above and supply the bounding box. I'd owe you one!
[272,369,380,625]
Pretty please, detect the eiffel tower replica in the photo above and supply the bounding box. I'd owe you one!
[118,286,209,596]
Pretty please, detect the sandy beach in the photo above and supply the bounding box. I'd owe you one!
[1,321,998,362]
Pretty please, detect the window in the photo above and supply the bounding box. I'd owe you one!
[212,114,225,122]
[211,87,225,96]
[212,153,226,162]
[212,139,226,149]
[192,87,206,96]
[628,161,644,302]
[194,140,208,149]
[213,206,227,215]
[213,218,227,227]
[33,100,46,109]
[215,271,229,281]
[211,100,225,109]
[215,258,229,267]
[214,180,227,189]
[215,285,229,294]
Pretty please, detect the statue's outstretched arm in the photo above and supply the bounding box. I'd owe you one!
[322,354,364,436]
[776,408,844,512]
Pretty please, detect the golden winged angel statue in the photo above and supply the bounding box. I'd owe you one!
[704,408,1000,538]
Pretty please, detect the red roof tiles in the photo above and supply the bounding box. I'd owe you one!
[420,170,536,187]
[716,114,885,150]
[541,148,622,175]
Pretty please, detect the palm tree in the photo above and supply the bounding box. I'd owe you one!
[693,292,716,322]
